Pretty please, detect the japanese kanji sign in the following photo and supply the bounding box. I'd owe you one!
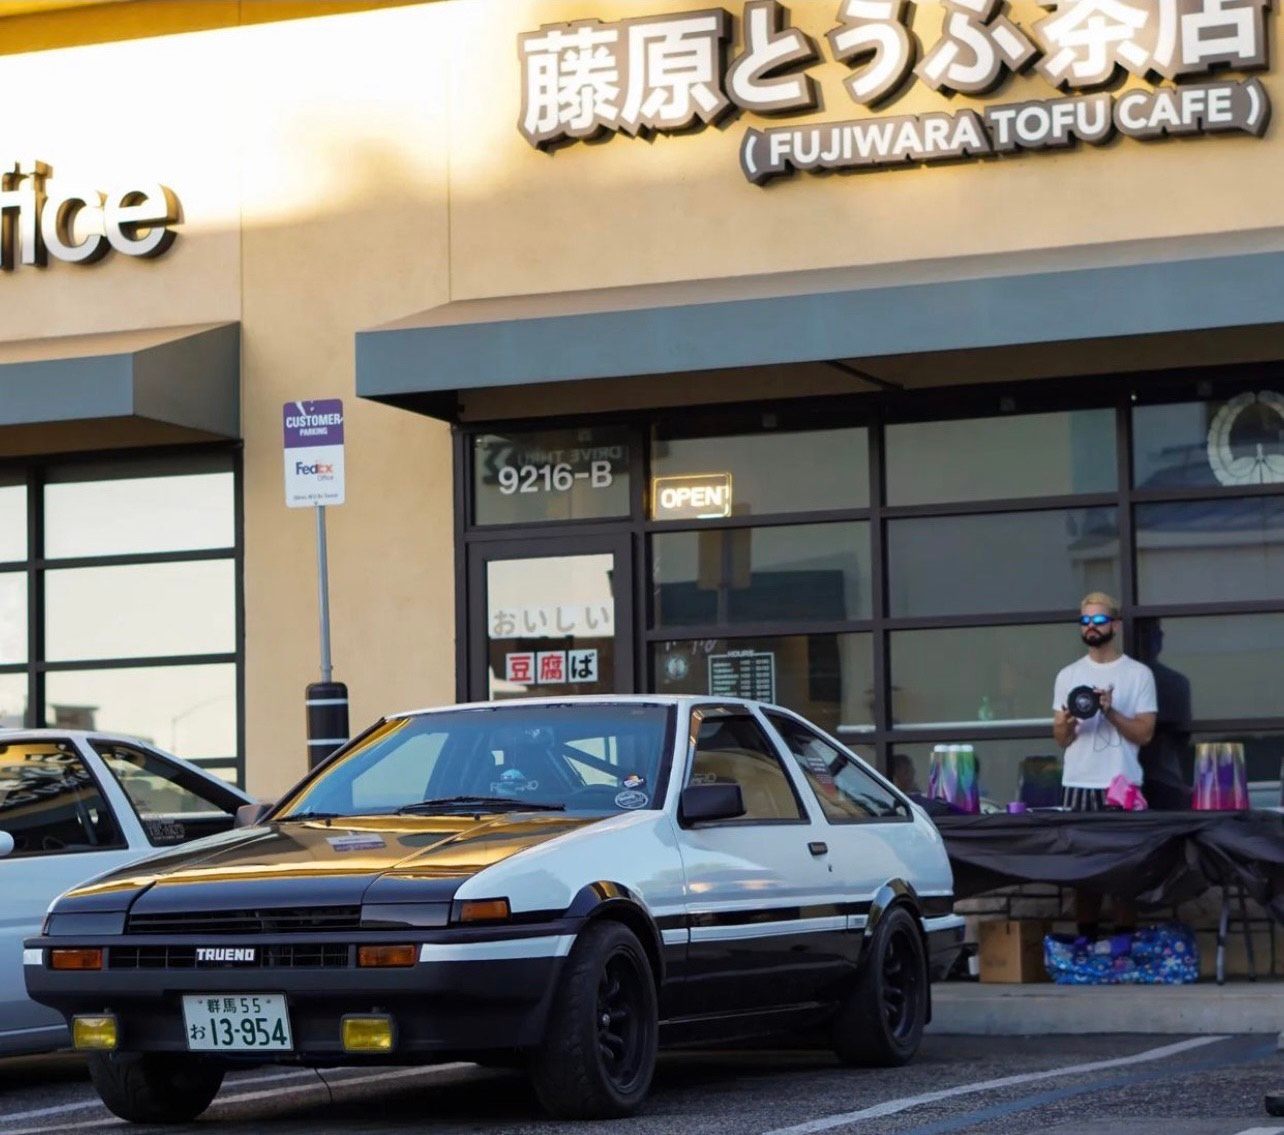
[517,0,1273,184]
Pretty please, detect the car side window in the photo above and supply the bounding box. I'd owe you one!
[766,714,907,823]
[687,713,805,822]
[94,741,242,846]
[0,742,124,856]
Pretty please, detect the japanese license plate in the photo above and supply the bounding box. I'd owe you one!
[182,994,293,1052]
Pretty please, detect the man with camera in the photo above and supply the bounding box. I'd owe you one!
[1052,592,1157,938]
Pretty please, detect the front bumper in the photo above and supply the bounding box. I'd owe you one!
[24,925,577,1061]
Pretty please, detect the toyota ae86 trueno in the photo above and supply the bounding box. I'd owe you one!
[26,696,962,1123]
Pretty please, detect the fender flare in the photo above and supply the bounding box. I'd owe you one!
[564,882,666,988]
[863,878,932,1023]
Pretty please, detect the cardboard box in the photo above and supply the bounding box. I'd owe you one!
[978,920,1051,983]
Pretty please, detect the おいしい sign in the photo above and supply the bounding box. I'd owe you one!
[283,400,345,508]
[517,0,1273,184]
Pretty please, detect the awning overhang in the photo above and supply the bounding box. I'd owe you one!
[0,322,239,452]
[356,230,1284,421]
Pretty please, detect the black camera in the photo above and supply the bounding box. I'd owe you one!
[1066,685,1102,720]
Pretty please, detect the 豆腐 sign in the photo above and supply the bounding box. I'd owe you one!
[517,0,1272,184]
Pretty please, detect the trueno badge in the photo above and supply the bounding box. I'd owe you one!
[196,947,256,965]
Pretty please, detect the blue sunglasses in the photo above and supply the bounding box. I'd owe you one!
[1079,614,1114,626]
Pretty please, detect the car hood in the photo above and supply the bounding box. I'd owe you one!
[55,812,608,917]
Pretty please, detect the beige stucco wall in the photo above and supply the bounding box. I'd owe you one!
[2,0,1283,794]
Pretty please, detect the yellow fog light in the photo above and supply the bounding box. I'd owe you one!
[341,1015,395,1053]
[72,1014,118,1051]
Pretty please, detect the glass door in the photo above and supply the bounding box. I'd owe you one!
[467,534,634,702]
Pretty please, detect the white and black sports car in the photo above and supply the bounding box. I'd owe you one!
[26,696,962,1122]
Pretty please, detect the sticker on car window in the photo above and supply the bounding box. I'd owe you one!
[145,820,186,844]
[622,773,646,790]
[614,789,649,810]
[491,768,541,795]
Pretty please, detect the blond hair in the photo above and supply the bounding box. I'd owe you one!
[1080,591,1120,618]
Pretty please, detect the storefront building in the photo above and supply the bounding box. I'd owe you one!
[0,0,1281,812]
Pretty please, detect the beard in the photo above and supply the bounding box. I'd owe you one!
[1082,628,1115,648]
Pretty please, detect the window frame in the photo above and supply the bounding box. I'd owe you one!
[0,444,244,786]
[763,709,911,825]
[680,706,810,827]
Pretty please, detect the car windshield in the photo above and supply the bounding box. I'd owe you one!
[279,704,673,819]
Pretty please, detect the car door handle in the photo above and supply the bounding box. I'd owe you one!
[808,841,828,857]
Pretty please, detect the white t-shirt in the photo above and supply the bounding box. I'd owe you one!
[1052,653,1158,789]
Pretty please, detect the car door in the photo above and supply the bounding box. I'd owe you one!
[762,711,952,920]
[0,738,140,1052]
[673,705,848,1018]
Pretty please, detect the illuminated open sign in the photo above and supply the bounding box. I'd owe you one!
[652,474,733,520]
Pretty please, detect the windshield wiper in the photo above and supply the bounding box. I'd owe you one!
[397,796,566,815]
[276,811,346,822]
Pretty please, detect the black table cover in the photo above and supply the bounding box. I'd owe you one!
[934,810,1284,920]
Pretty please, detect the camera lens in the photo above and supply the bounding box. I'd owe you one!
[1067,685,1101,720]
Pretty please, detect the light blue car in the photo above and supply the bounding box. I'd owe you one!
[0,729,250,1055]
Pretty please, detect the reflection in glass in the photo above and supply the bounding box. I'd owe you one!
[651,428,869,516]
[45,470,234,558]
[894,739,1062,813]
[0,481,26,561]
[474,428,631,525]
[891,623,1068,726]
[888,508,1119,617]
[0,671,27,727]
[0,572,26,664]
[45,663,237,759]
[487,554,616,700]
[1135,613,1284,722]
[1134,395,1284,490]
[46,560,235,662]
[653,522,870,626]
[652,633,873,738]
[1135,497,1284,605]
[885,409,1116,506]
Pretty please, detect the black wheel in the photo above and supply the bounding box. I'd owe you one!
[832,905,928,1067]
[529,920,658,1119]
[87,1051,224,1123]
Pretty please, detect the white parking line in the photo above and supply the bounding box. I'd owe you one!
[762,1036,1229,1135]
[1231,1128,1284,1134]
[0,1063,473,1134]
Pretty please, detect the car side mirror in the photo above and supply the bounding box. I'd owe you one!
[234,802,272,829]
[0,830,13,858]
[679,783,745,825]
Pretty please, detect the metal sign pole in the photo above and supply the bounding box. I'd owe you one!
[316,504,332,684]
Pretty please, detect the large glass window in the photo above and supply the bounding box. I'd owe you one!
[0,478,26,561]
[653,633,874,738]
[653,522,870,626]
[885,409,1116,506]
[651,427,869,517]
[888,508,1119,617]
[474,427,631,525]
[1134,393,1284,490]
[0,453,241,782]
[1135,497,1284,606]
[1135,613,1284,721]
[890,623,1068,727]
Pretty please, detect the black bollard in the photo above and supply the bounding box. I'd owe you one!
[305,681,349,768]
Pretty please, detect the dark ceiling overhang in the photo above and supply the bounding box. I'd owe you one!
[356,232,1284,422]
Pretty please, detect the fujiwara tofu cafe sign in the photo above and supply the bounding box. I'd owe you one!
[517,0,1273,184]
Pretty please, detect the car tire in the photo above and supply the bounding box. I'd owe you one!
[529,919,658,1119]
[87,1051,225,1123]
[832,905,928,1067]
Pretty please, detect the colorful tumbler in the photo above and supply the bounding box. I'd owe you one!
[1192,742,1250,811]
[928,744,980,814]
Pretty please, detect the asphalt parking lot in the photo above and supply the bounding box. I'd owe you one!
[0,1033,1280,1135]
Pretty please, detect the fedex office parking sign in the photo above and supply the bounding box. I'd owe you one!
[283,399,345,508]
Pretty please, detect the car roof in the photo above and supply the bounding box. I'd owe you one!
[0,728,159,745]
[389,694,783,720]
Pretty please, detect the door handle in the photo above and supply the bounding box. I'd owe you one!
[808,841,828,857]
